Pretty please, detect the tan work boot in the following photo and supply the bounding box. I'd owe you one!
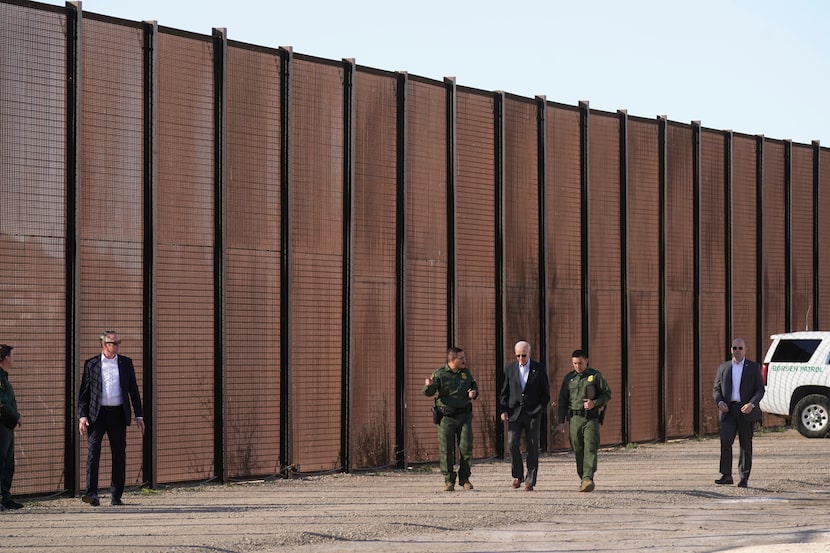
[461,481,473,490]
[579,479,595,492]
[444,482,455,491]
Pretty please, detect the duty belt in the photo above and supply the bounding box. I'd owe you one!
[440,403,472,416]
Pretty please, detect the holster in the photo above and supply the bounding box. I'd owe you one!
[431,405,443,425]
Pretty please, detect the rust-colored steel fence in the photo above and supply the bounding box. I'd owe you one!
[2,0,829,498]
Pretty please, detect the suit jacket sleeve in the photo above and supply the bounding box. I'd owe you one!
[745,360,765,421]
[745,360,765,405]
[557,373,572,424]
[498,363,514,414]
[78,357,93,420]
[121,356,144,422]
[531,361,551,414]
[712,362,729,405]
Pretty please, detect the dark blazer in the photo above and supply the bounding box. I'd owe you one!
[712,359,765,422]
[78,354,144,425]
[499,359,551,421]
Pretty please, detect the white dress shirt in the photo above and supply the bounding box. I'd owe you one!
[101,354,124,406]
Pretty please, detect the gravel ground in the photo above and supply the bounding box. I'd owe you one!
[3,428,829,552]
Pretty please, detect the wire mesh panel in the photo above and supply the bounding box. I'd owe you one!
[730,135,758,355]
[403,78,447,464]
[587,111,623,446]
[502,97,540,353]
[501,96,542,456]
[664,122,695,438]
[455,88,497,459]
[790,143,815,331]
[626,118,660,443]
[288,58,344,473]
[760,139,786,427]
[699,129,727,435]
[78,16,146,492]
[349,68,398,470]
[545,104,582,450]
[0,1,66,495]
[4,0,830,491]
[819,148,830,330]
[762,140,786,337]
[224,44,282,478]
[155,31,215,484]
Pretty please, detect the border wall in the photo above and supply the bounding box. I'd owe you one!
[1,0,828,497]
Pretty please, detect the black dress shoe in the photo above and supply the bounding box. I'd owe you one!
[737,479,748,488]
[81,494,100,507]
[1,499,23,509]
[714,475,734,485]
[111,497,124,506]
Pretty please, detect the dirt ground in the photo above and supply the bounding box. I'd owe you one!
[3,428,829,553]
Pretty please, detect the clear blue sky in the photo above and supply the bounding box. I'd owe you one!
[43,0,829,145]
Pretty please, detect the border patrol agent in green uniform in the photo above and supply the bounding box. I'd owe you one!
[556,349,611,492]
[0,344,23,510]
[423,347,478,491]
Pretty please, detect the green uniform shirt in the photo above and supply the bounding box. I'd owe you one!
[557,368,611,424]
[423,365,478,412]
[0,368,19,424]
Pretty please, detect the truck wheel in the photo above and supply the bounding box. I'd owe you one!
[792,394,830,438]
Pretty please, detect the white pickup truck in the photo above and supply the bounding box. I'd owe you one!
[760,331,830,438]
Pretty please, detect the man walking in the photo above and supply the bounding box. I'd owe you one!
[556,349,611,492]
[499,341,550,491]
[423,347,478,491]
[713,337,764,488]
[0,344,23,510]
[78,331,145,506]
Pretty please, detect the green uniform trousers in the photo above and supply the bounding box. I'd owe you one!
[0,426,15,501]
[437,412,473,484]
[569,415,600,481]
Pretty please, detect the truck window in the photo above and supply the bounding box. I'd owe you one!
[770,339,821,363]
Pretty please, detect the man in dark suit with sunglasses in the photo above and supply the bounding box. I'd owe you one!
[78,331,145,506]
[499,341,550,491]
[713,337,764,488]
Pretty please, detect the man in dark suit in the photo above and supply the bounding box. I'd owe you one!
[713,337,765,488]
[499,341,550,491]
[78,331,145,506]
